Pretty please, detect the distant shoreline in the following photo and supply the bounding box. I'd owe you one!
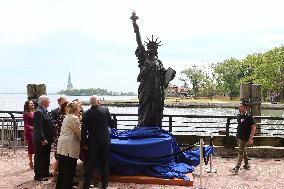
[82,99,284,110]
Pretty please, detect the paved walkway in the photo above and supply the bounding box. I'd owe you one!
[1,148,283,189]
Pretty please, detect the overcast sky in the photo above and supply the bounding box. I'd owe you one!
[1,0,284,93]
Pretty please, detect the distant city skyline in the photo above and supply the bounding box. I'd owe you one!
[1,0,284,93]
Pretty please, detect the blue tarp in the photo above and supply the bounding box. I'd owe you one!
[109,127,213,181]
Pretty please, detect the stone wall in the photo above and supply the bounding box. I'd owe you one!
[213,146,284,158]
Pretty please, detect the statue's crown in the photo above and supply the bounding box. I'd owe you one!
[145,35,161,49]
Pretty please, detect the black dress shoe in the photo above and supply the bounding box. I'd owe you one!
[89,180,99,188]
[34,177,48,181]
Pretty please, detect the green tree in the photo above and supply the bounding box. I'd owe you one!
[254,46,284,99]
[241,47,284,99]
[57,88,136,96]
[211,45,284,101]
[213,58,246,99]
[180,65,213,97]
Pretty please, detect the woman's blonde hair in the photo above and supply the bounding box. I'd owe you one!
[66,101,80,114]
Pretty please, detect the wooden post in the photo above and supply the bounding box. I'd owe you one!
[240,84,262,133]
[36,84,47,97]
[240,84,261,116]
[27,84,47,108]
[27,84,46,99]
[27,84,38,100]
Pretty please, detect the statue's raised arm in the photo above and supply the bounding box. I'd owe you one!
[130,11,146,62]
[130,11,143,49]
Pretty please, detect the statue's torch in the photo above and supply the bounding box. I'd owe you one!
[130,11,139,22]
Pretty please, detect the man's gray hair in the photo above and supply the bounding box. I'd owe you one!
[90,95,100,106]
[38,95,49,105]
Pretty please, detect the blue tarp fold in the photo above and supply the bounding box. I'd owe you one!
[109,127,213,181]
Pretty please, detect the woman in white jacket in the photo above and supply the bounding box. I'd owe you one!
[56,101,81,189]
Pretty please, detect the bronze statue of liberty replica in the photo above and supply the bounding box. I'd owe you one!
[130,11,176,128]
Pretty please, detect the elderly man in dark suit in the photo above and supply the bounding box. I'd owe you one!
[33,95,53,181]
[81,95,112,189]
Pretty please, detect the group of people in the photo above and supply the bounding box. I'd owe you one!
[23,95,256,188]
[23,95,112,189]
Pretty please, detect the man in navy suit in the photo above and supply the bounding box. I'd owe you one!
[81,95,112,189]
[33,95,53,181]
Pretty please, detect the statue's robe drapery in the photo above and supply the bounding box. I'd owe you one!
[137,57,165,127]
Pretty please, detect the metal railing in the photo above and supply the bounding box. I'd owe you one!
[1,111,284,152]
[112,114,284,136]
[0,111,24,154]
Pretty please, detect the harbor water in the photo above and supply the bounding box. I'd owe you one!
[0,93,283,117]
[0,93,283,135]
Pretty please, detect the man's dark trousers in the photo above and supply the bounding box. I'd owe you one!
[84,144,110,189]
[34,142,51,178]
